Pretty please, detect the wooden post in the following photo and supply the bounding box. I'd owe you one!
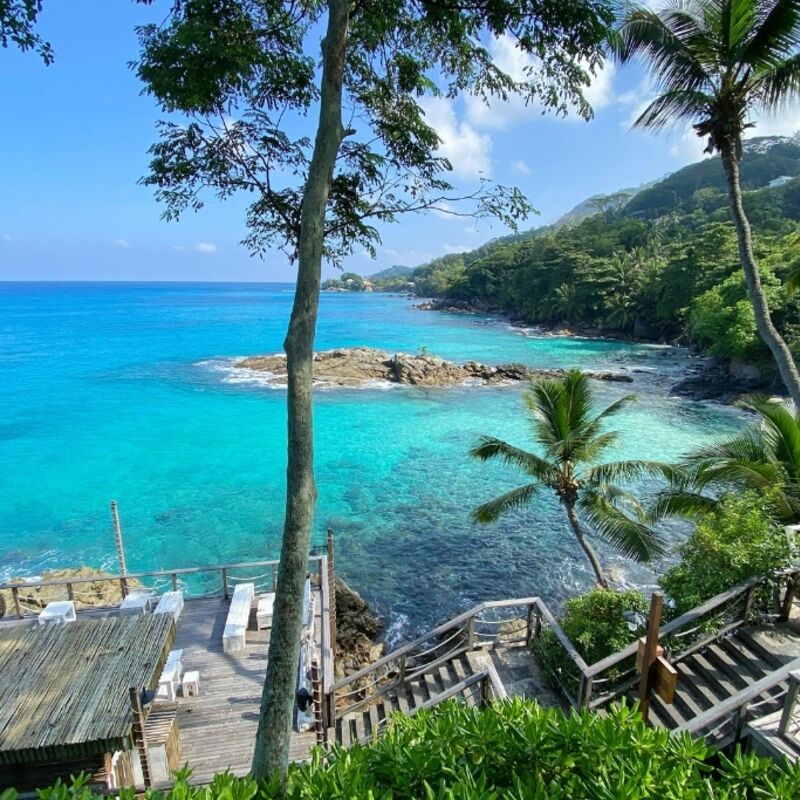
[742,584,758,623]
[324,690,336,739]
[66,582,75,602]
[221,568,229,599]
[578,674,594,709]
[397,653,406,689]
[638,592,664,725]
[781,575,798,621]
[327,529,337,663]
[171,573,178,592]
[129,687,152,788]
[11,586,22,618]
[111,500,128,576]
[310,660,325,745]
[466,616,476,649]
[480,674,491,706]
[270,563,276,591]
[119,577,129,599]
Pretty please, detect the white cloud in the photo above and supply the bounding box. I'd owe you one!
[173,242,219,253]
[430,200,460,220]
[748,108,800,138]
[421,97,492,179]
[443,243,471,254]
[513,159,532,176]
[113,238,132,249]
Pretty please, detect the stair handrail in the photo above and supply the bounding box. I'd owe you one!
[674,654,800,738]
[328,596,588,723]
[583,566,800,710]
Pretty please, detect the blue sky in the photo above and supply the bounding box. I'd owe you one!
[2,1,799,282]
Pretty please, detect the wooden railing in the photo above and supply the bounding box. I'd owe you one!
[778,670,800,749]
[582,567,800,711]
[327,596,588,723]
[676,656,800,745]
[0,556,328,619]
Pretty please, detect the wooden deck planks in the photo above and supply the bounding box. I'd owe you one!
[169,592,324,779]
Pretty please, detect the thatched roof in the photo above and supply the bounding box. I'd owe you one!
[0,614,174,764]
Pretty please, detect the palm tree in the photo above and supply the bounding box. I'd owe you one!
[614,0,800,408]
[654,395,800,522]
[470,370,670,587]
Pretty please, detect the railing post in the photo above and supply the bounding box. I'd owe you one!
[119,577,129,599]
[398,653,406,689]
[742,584,758,623]
[578,674,594,709]
[734,701,749,740]
[327,530,337,664]
[779,673,800,738]
[526,603,540,646]
[780,574,798,621]
[66,582,74,602]
[171,573,178,592]
[325,690,336,738]
[221,568,228,599]
[271,563,276,591]
[480,674,491,706]
[11,586,22,618]
[466,616,476,650]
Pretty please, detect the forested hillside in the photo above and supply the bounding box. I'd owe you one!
[377,137,800,375]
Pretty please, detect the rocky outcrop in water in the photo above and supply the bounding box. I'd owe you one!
[335,578,384,680]
[671,357,777,403]
[236,347,632,388]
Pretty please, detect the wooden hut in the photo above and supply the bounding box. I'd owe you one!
[0,614,175,791]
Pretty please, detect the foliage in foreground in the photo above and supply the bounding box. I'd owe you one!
[7,701,800,799]
[660,491,791,617]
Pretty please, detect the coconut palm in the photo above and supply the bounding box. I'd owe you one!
[470,370,671,587]
[613,0,800,408]
[654,395,800,522]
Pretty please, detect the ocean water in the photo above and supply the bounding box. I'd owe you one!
[0,282,743,640]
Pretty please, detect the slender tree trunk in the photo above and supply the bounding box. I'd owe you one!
[565,503,607,588]
[720,143,800,408]
[251,0,349,781]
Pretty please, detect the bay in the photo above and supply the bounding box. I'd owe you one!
[0,282,742,640]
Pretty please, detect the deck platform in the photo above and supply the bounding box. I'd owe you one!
[170,594,322,784]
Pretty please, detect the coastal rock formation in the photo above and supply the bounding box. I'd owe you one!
[335,577,384,680]
[0,566,143,618]
[236,347,632,388]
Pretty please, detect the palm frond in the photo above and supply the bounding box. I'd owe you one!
[648,488,718,521]
[743,0,800,72]
[469,436,553,478]
[584,459,685,485]
[634,88,714,132]
[471,483,540,524]
[579,486,667,562]
[753,51,800,110]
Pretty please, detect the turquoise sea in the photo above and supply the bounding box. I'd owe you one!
[0,282,743,640]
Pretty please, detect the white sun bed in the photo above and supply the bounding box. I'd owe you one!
[223,582,255,654]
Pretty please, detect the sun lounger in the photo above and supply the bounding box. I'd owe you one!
[38,600,76,626]
[120,591,152,616]
[156,649,183,702]
[154,591,184,621]
[223,582,254,654]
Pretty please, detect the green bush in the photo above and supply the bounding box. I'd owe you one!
[532,588,645,695]
[8,701,800,799]
[661,491,791,617]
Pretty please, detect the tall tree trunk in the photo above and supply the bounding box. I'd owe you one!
[565,503,607,588]
[720,144,800,408]
[251,0,349,781]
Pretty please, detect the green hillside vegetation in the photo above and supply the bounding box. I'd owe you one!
[378,138,800,374]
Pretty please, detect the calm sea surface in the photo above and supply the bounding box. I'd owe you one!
[0,282,742,640]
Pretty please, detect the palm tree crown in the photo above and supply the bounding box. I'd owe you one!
[470,370,671,587]
[614,0,800,158]
[655,395,800,522]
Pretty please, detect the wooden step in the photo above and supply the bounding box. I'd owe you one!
[647,693,687,729]
[717,636,772,681]
[367,703,381,740]
[703,642,755,690]
[353,712,367,745]
[338,717,352,747]
[675,658,723,710]
[421,671,439,701]
[735,629,787,670]
[409,676,425,709]
[691,651,741,697]
[451,655,469,682]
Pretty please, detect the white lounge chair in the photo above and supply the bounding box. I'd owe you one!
[154,591,184,621]
[223,582,254,654]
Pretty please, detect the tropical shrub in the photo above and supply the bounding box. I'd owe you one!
[660,491,791,617]
[8,701,800,799]
[533,588,645,695]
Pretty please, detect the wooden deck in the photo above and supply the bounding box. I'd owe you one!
[170,594,322,784]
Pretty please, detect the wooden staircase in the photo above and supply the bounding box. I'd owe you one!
[646,630,790,737]
[333,650,492,746]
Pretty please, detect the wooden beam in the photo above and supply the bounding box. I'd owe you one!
[638,593,663,724]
